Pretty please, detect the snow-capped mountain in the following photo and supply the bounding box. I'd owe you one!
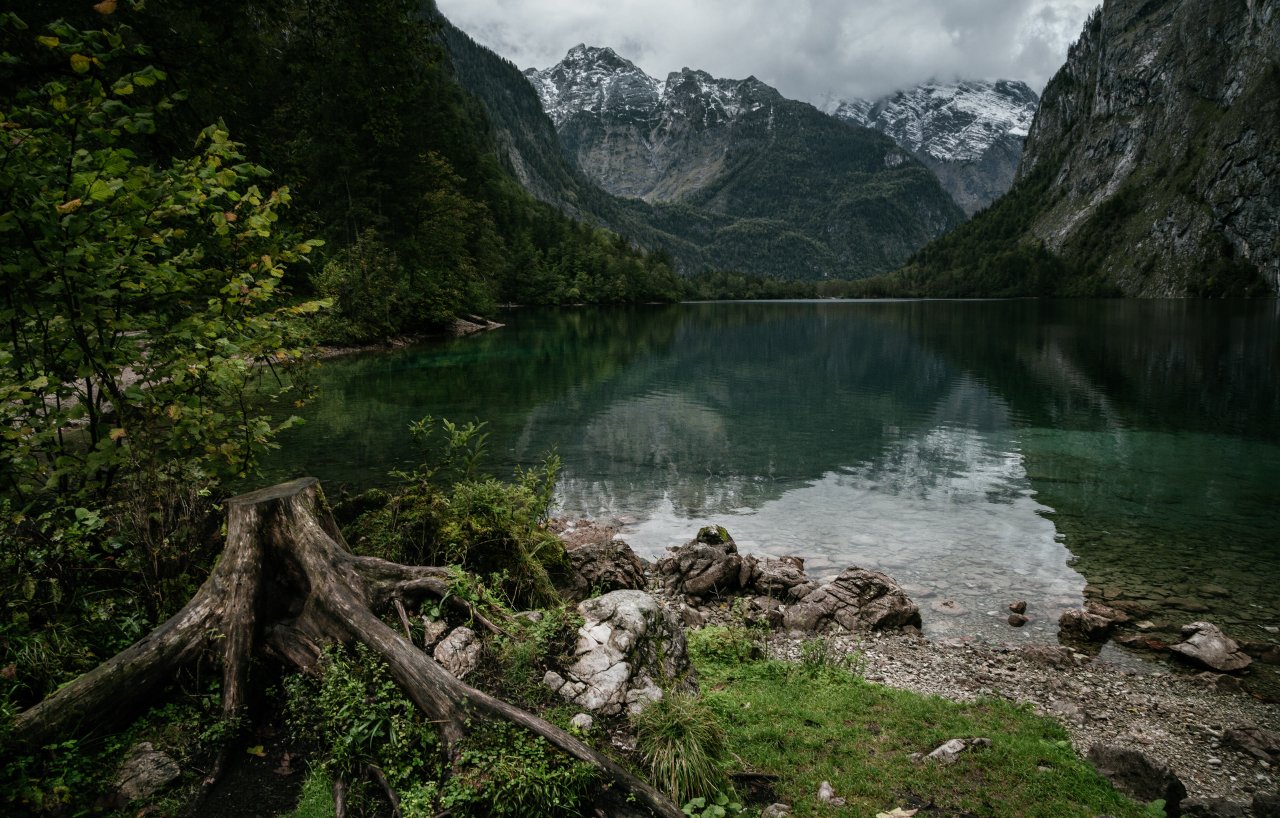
[522,45,963,277]
[824,80,1040,214]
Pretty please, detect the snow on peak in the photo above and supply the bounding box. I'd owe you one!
[827,79,1039,163]
[526,47,776,130]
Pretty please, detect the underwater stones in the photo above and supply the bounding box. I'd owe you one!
[1170,622,1253,674]
[930,599,967,616]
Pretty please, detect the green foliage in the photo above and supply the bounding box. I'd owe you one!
[686,626,762,665]
[285,645,439,792]
[485,604,583,707]
[694,652,1153,818]
[283,768,336,818]
[0,15,325,502]
[682,791,743,818]
[631,692,728,805]
[348,417,567,608]
[798,636,865,678]
[440,721,596,818]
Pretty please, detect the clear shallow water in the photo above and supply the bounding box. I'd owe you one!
[266,300,1280,648]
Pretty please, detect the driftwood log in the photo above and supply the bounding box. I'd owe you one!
[12,478,681,818]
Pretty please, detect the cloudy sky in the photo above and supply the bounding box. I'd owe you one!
[436,0,1098,102]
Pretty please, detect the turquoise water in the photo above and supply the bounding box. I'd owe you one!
[265,300,1280,651]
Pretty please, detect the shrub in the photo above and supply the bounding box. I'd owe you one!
[440,722,595,818]
[632,692,728,804]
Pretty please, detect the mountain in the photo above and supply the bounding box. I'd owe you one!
[519,45,964,278]
[824,80,1040,215]
[877,0,1279,298]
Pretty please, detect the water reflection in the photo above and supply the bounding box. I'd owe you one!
[267,300,1280,647]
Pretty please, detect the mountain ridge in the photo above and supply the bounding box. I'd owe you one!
[824,79,1040,214]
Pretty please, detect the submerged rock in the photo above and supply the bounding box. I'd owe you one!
[1170,622,1252,673]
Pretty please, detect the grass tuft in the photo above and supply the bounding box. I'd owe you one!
[632,691,728,804]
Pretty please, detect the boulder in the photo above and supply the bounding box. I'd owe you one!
[1058,608,1117,644]
[1170,622,1252,673]
[561,536,646,601]
[1223,725,1280,763]
[546,590,694,715]
[1253,793,1280,818]
[1008,614,1029,627]
[114,742,181,803]
[749,556,812,601]
[1087,744,1186,817]
[782,567,921,634]
[656,527,750,601]
[1181,797,1247,818]
[433,627,481,680]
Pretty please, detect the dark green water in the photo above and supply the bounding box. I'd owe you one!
[265,300,1280,649]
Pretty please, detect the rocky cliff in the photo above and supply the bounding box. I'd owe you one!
[825,80,1040,215]
[1018,0,1279,295]
[524,46,964,278]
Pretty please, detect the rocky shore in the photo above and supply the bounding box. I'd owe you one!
[551,519,1280,816]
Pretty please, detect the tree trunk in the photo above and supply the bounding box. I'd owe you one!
[12,478,682,818]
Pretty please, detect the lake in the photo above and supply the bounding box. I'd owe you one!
[265,300,1280,659]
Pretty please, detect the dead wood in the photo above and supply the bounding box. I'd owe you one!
[11,478,681,818]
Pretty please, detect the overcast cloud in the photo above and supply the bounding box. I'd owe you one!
[436,0,1098,102]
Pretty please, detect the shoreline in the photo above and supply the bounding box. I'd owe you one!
[553,517,1280,809]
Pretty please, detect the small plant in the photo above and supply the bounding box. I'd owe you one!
[441,721,595,818]
[632,691,728,804]
[686,626,761,665]
[683,791,743,818]
[798,636,864,677]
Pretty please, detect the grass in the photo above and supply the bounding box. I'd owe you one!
[632,691,729,804]
[691,629,1152,818]
[283,768,334,818]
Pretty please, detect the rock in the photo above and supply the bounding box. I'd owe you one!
[816,781,844,805]
[656,527,749,600]
[1017,644,1079,668]
[1086,600,1132,625]
[433,627,481,679]
[570,713,594,732]
[1086,744,1186,817]
[1008,613,1029,628]
[114,742,181,803]
[1181,797,1247,818]
[782,567,922,634]
[750,555,812,601]
[744,595,785,629]
[920,737,992,765]
[926,738,970,764]
[551,590,694,715]
[1058,608,1118,644]
[931,599,967,616]
[1194,672,1245,693]
[1240,641,1280,665]
[761,804,792,818]
[1253,793,1280,817]
[1009,600,1028,614]
[561,536,646,600]
[1223,725,1280,763]
[1170,622,1252,673]
[421,617,449,648]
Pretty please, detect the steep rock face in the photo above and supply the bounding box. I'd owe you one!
[827,80,1040,215]
[525,46,964,278]
[1018,0,1279,295]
